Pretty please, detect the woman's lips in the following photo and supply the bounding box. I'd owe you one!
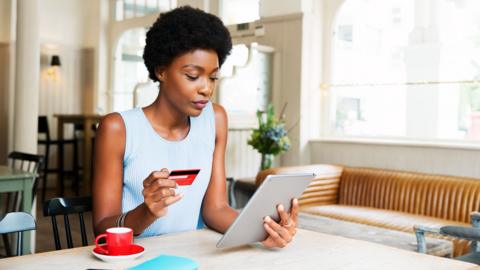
[192,100,208,109]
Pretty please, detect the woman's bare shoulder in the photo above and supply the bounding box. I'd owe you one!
[97,112,125,135]
[212,103,227,123]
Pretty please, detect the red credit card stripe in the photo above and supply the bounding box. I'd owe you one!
[176,175,196,185]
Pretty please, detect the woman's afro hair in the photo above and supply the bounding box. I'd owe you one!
[143,6,232,82]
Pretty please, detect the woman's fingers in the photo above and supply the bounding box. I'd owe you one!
[261,200,300,248]
[277,204,290,226]
[264,216,293,243]
[147,179,177,193]
[146,193,183,218]
[263,223,287,248]
[290,198,299,225]
[162,193,183,206]
[145,188,176,201]
[143,169,170,187]
[152,193,183,209]
[142,168,184,218]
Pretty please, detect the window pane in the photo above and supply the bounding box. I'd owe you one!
[135,0,146,17]
[115,0,124,21]
[124,0,135,19]
[116,0,166,21]
[330,0,480,141]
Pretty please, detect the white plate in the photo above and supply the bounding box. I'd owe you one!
[92,247,145,263]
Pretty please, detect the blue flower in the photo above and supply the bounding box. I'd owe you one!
[247,104,290,155]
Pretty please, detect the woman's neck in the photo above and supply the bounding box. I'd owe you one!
[143,94,190,140]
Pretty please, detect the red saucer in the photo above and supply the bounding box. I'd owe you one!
[93,244,144,256]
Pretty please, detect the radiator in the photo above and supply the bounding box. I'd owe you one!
[225,128,261,179]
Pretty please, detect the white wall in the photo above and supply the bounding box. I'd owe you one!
[260,0,302,17]
[39,0,99,48]
[310,139,480,179]
[0,0,15,43]
[0,0,15,163]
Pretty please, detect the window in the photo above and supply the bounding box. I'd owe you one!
[328,0,480,141]
[115,0,174,21]
[218,43,274,116]
[112,28,150,112]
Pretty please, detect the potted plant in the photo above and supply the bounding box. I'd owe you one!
[248,104,290,170]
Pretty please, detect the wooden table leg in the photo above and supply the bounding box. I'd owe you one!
[82,119,93,195]
[56,118,64,196]
[22,176,33,254]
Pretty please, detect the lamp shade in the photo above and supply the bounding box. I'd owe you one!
[50,55,61,66]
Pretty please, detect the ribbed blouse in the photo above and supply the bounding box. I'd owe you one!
[118,102,215,237]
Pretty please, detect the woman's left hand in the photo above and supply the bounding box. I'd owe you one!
[261,198,298,248]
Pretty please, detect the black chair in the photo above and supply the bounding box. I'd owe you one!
[0,212,36,256]
[227,177,256,209]
[2,151,43,257]
[7,151,44,208]
[415,212,480,264]
[37,116,79,200]
[43,196,92,250]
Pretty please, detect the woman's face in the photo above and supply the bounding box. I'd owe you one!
[156,49,219,117]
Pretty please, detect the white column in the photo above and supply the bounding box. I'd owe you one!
[13,0,40,153]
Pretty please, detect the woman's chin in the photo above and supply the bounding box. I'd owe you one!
[187,105,205,117]
[187,109,203,117]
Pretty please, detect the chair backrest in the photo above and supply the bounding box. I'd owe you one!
[8,151,44,173]
[7,152,43,211]
[43,196,92,250]
[0,212,36,256]
[38,116,51,140]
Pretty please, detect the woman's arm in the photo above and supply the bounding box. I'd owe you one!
[201,104,238,233]
[92,113,174,236]
[202,104,299,248]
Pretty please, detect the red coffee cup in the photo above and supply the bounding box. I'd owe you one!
[95,227,133,255]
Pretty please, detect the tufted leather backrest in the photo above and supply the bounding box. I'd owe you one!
[338,167,480,223]
[255,164,343,207]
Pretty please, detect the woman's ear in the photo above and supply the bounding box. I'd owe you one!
[155,66,166,82]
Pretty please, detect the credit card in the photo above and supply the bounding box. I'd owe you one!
[169,169,200,186]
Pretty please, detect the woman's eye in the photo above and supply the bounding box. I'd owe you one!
[185,74,198,81]
[209,77,219,81]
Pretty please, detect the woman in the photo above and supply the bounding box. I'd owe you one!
[92,6,298,248]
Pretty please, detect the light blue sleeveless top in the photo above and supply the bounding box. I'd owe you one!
[119,102,215,237]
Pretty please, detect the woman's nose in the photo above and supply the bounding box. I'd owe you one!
[198,78,213,97]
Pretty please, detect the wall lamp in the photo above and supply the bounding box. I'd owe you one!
[47,55,61,78]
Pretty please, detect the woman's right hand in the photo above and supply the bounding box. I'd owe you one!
[142,168,183,218]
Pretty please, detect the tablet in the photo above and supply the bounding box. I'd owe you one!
[216,173,315,248]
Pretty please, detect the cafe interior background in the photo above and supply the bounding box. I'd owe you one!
[2,0,480,261]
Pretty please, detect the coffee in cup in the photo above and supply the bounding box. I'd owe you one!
[94,227,133,255]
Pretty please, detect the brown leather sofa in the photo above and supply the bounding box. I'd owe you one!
[255,164,480,256]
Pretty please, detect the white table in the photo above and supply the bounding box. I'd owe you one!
[0,229,477,270]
